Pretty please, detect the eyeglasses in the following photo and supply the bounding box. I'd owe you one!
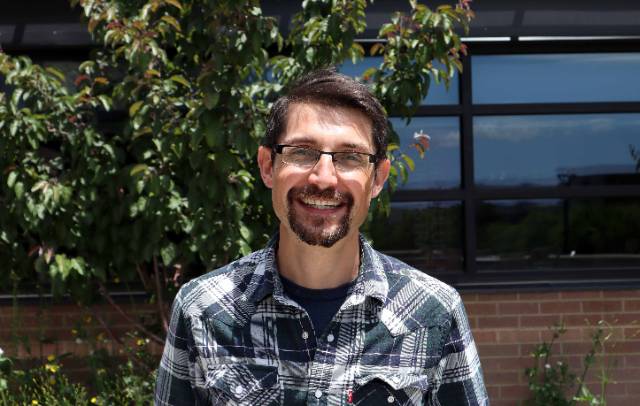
[274,144,378,172]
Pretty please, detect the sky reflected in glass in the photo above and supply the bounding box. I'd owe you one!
[473,53,640,104]
[390,116,460,189]
[474,114,640,187]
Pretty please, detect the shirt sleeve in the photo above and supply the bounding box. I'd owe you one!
[430,292,489,406]
[155,293,198,406]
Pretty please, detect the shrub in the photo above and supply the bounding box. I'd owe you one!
[525,320,617,406]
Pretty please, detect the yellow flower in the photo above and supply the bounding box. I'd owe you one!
[71,328,78,336]
[136,338,145,346]
[31,400,39,405]
[44,363,59,373]
[46,354,55,362]
[90,397,98,404]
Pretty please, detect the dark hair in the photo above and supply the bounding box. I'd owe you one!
[263,68,388,162]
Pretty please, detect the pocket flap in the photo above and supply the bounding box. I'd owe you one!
[206,364,278,401]
[355,373,430,392]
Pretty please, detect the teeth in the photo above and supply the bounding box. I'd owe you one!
[301,197,341,208]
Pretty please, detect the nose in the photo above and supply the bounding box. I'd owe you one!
[308,153,338,189]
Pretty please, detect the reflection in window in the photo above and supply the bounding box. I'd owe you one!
[476,198,640,271]
[369,201,463,272]
[472,53,640,104]
[23,23,91,46]
[474,114,640,187]
[42,61,81,92]
[390,117,460,189]
[340,57,459,105]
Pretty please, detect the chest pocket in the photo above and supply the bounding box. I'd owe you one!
[205,364,279,405]
[353,373,430,406]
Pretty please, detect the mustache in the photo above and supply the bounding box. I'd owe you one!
[287,185,353,206]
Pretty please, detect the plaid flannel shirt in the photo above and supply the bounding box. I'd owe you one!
[155,235,488,405]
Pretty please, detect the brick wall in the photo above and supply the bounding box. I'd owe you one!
[2,290,640,404]
[0,301,163,370]
[463,290,640,406]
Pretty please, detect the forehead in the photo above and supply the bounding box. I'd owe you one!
[283,103,374,150]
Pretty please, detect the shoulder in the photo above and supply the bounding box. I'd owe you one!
[375,251,462,333]
[172,247,272,319]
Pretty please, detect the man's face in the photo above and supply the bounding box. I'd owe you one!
[258,103,390,247]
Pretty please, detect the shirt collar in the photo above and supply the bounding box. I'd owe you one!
[246,233,389,307]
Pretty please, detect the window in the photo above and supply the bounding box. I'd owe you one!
[474,114,640,187]
[476,198,640,271]
[346,49,640,286]
[472,53,640,104]
[369,201,463,272]
[390,117,461,189]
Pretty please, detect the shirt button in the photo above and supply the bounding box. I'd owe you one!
[326,333,335,343]
[314,389,323,398]
[387,395,395,403]
[234,385,244,395]
[302,331,309,340]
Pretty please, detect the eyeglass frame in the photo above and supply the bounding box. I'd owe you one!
[273,144,379,171]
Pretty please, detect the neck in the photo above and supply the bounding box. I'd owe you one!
[276,225,360,289]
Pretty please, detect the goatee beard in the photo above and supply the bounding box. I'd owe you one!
[286,185,354,248]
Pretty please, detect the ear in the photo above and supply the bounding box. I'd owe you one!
[257,146,275,188]
[370,158,390,198]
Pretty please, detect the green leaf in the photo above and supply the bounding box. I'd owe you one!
[130,164,148,176]
[7,172,17,188]
[161,15,181,32]
[129,101,143,117]
[165,0,183,10]
[305,47,316,64]
[370,43,384,56]
[402,154,415,171]
[203,113,224,148]
[97,95,111,111]
[14,182,24,199]
[239,224,252,242]
[45,66,65,82]
[146,69,161,77]
[54,254,70,280]
[160,244,177,266]
[203,92,219,109]
[170,74,190,88]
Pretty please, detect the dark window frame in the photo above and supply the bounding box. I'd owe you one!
[388,40,640,290]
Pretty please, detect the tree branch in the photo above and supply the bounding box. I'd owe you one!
[98,282,164,345]
[153,256,169,334]
[136,264,153,291]
[87,305,124,346]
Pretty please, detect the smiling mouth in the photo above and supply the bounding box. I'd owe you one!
[299,196,343,209]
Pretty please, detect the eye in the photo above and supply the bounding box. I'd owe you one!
[288,147,310,156]
[341,153,366,163]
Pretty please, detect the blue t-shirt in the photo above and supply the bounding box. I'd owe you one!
[280,275,354,338]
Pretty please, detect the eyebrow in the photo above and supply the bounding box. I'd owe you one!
[281,136,370,152]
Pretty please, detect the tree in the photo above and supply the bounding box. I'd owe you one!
[0,0,472,342]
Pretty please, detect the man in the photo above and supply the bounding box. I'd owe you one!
[155,69,488,405]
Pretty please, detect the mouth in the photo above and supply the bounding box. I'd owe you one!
[299,196,343,210]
